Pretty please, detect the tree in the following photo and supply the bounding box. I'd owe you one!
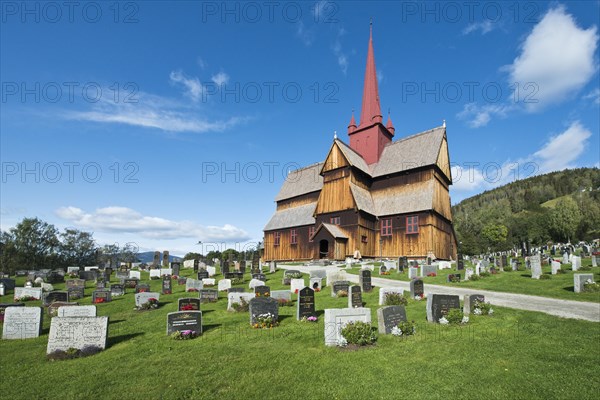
[549,197,582,242]
[60,229,97,267]
[1,217,60,271]
[183,252,203,261]
[481,223,508,251]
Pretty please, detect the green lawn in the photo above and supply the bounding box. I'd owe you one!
[344,259,600,303]
[1,268,599,399]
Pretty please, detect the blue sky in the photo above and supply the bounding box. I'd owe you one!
[1,1,599,256]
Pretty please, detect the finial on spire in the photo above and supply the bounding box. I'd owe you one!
[442,119,446,128]
[334,130,337,140]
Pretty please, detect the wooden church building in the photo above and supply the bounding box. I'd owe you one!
[264,26,457,261]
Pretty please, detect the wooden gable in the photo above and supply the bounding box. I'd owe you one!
[321,141,349,173]
[435,135,452,183]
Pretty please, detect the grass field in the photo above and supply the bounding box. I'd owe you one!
[1,268,599,399]
[344,258,600,303]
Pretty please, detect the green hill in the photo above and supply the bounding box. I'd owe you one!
[452,168,600,254]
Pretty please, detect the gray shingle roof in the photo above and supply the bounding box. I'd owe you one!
[371,126,445,177]
[335,139,372,176]
[316,223,349,239]
[349,182,376,215]
[274,162,323,202]
[263,202,317,231]
[371,180,434,216]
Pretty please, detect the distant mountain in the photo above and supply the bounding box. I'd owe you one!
[136,251,183,264]
[452,168,600,254]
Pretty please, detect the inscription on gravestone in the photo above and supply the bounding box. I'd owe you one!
[377,305,407,334]
[331,281,350,297]
[43,291,69,307]
[167,311,202,335]
[409,279,424,298]
[359,270,372,292]
[199,289,219,303]
[297,287,315,320]
[47,316,109,354]
[162,277,172,295]
[349,285,363,308]
[249,297,279,325]
[2,307,43,339]
[427,294,460,323]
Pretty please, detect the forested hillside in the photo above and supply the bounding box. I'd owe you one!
[452,168,600,254]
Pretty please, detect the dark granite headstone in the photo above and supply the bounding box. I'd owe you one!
[46,271,64,284]
[110,284,125,296]
[457,253,464,270]
[464,294,485,314]
[0,278,16,291]
[178,277,187,285]
[227,287,244,294]
[42,291,69,307]
[254,285,270,297]
[92,290,111,304]
[221,260,230,274]
[178,298,201,311]
[162,277,172,295]
[427,294,460,322]
[332,281,350,297]
[197,271,209,280]
[297,287,315,320]
[447,273,461,282]
[135,283,151,293]
[123,278,139,288]
[249,297,278,325]
[47,301,78,316]
[193,259,199,273]
[67,287,85,300]
[349,285,363,308]
[199,289,219,303]
[398,256,407,272]
[171,262,181,276]
[252,273,266,281]
[359,270,372,292]
[79,270,97,281]
[239,260,246,274]
[167,311,202,335]
[409,279,424,298]
[377,305,407,334]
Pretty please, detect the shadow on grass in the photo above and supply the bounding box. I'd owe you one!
[279,315,293,323]
[107,332,144,347]
[520,274,532,278]
[108,319,126,325]
[562,286,575,292]
[202,323,221,333]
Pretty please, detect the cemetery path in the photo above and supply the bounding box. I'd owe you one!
[280,265,600,322]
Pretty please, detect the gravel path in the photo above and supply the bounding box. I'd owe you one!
[280,265,600,322]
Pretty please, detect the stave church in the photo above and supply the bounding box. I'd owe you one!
[263,25,457,261]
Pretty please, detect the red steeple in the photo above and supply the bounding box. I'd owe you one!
[347,20,393,165]
[386,112,395,134]
[359,21,382,127]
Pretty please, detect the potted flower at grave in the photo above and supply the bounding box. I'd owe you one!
[94,297,105,304]
[137,298,159,311]
[253,312,278,329]
[171,330,199,340]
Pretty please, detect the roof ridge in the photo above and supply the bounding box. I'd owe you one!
[335,138,367,161]
[288,161,324,174]
[389,125,444,146]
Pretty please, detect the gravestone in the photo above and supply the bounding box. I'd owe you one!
[409,279,424,298]
[426,294,460,322]
[115,271,128,280]
[153,251,161,266]
[592,255,597,267]
[177,277,187,286]
[309,277,322,291]
[463,294,485,314]
[197,270,209,280]
[123,278,139,289]
[202,278,216,287]
[398,256,407,272]
[178,298,201,311]
[186,278,203,292]
[270,290,291,302]
[149,269,161,280]
[160,268,173,277]
[58,305,97,317]
[359,270,372,292]
[46,271,64,284]
[251,273,266,282]
[249,297,279,325]
[501,255,508,268]
[408,267,418,279]
[171,262,181,276]
[551,261,561,275]
[457,254,464,270]
[217,279,231,292]
[254,285,270,297]
[166,311,202,335]
[14,287,42,300]
[573,274,594,293]
[239,260,246,275]
[135,283,151,293]
[422,265,437,277]
[162,276,172,295]
[438,261,451,270]
[348,285,363,308]
[379,288,405,306]
[326,270,347,287]
[465,268,474,280]
[67,287,85,300]
[227,292,255,311]
[206,266,216,277]
[2,306,43,339]
[331,281,350,297]
[110,284,125,296]
[323,307,371,346]
[135,292,160,308]
[227,287,245,294]
[572,256,581,271]
[297,287,316,320]
[163,251,170,267]
[0,278,15,291]
[379,265,388,275]
[290,278,305,294]
[79,270,97,281]
[95,280,106,290]
[0,303,24,323]
[377,305,407,334]
[199,289,219,303]
[530,254,542,279]
[42,291,69,307]
[47,302,78,316]
[221,260,230,274]
[129,270,141,280]
[447,273,461,282]
[47,316,109,354]
[92,290,111,304]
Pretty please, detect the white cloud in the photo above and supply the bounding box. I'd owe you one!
[169,70,204,102]
[507,6,598,111]
[463,20,496,35]
[197,57,206,69]
[332,28,349,75]
[295,21,316,46]
[583,88,600,105]
[457,103,513,128]
[55,206,251,242]
[64,91,245,134]
[533,121,592,172]
[211,72,229,86]
[377,70,384,84]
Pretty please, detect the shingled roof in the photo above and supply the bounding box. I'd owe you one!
[335,139,371,176]
[264,202,317,231]
[314,223,349,239]
[371,180,435,216]
[349,182,376,216]
[274,162,323,202]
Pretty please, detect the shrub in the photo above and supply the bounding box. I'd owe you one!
[47,346,102,361]
[445,308,466,324]
[583,281,600,293]
[539,274,551,280]
[473,300,494,316]
[276,298,293,307]
[579,266,592,271]
[503,266,512,272]
[137,298,159,310]
[337,290,348,297]
[479,271,491,278]
[448,275,461,283]
[341,321,377,346]
[231,298,249,312]
[469,274,480,281]
[384,292,408,306]
[391,320,416,337]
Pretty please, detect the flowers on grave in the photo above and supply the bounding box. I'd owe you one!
[231,298,249,312]
[253,312,278,329]
[255,291,270,298]
[67,272,79,278]
[181,304,196,311]
[172,275,178,279]
[391,320,416,337]
[294,289,299,294]
[337,290,348,297]
[14,295,36,302]
[413,294,425,301]
[448,275,461,283]
[138,298,159,310]
[94,297,106,304]
[583,279,600,292]
[380,271,390,276]
[301,315,318,323]
[171,330,199,340]
[426,272,437,277]
[187,288,199,293]
[340,321,377,346]
[439,317,449,325]
[472,300,494,316]
[443,309,468,325]
[385,292,408,306]
[314,288,321,292]
[138,288,148,293]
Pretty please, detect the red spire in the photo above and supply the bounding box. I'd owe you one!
[347,109,357,134]
[386,112,395,135]
[359,20,382,127]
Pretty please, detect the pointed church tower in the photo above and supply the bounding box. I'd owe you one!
[348,21,394,165]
